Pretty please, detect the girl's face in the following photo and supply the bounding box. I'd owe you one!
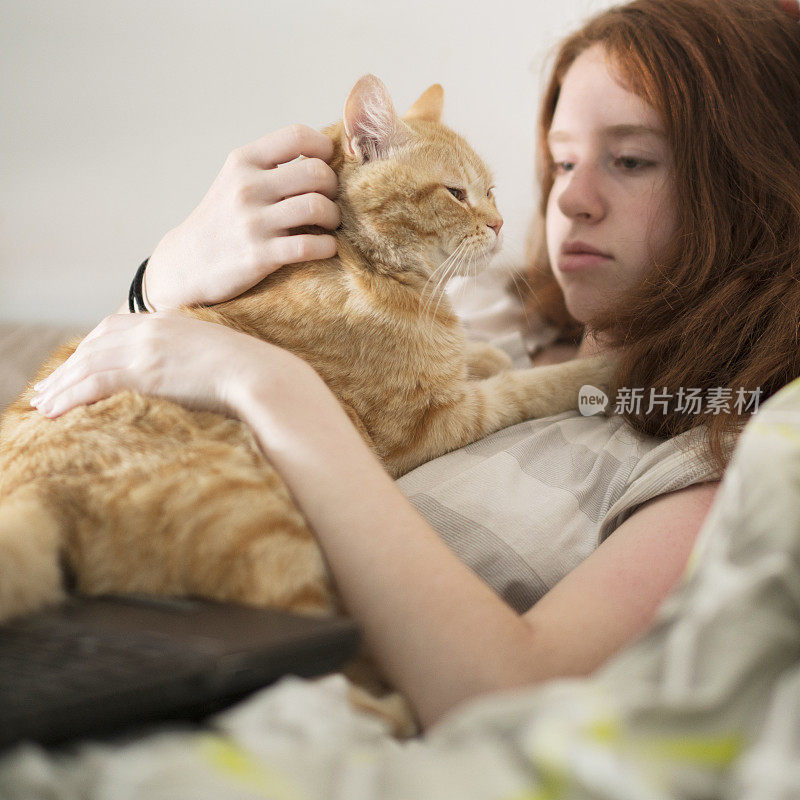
[545,44,678,325]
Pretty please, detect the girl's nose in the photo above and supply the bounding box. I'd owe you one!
[556,166,604,221]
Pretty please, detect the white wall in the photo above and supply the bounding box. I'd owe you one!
[1,0,615,325]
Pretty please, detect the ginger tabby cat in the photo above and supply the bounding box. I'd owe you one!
[0,75,612,733]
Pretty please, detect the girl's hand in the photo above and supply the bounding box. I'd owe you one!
[29,311,306,420]
[144,124,341,310]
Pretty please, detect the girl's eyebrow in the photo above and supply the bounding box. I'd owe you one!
[547,124,666,145]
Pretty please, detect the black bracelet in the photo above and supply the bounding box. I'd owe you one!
[128,258,150,313]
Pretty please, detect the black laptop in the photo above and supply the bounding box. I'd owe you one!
[0,593,360,751]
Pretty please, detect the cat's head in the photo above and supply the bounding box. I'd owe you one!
[325,75,503,284]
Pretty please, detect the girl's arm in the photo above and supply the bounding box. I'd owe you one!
[116,123,340,314]
[235,362,719,726]
[30,312,719,729]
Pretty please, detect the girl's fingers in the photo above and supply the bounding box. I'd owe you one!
[34,370,127,418]
[34,312,179,393]
[267,234,338,268]
[31,345,134,410]
[34,347,92,393]
[261,158,339,204]
[34,328,137,393]
[235,124,334,171]
[262,192,342,232]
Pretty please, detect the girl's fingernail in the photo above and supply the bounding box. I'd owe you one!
[32,393,54,411]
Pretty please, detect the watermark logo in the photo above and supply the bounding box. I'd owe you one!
[579,384,609,416]
[578,385,762,416]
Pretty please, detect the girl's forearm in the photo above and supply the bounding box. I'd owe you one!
[233,366,539,728]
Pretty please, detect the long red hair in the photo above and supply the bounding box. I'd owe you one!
[518,0,800,474]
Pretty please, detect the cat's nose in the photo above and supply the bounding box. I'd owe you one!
[488,216,503,236]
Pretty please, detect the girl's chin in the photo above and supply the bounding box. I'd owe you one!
[555,279,607,322]
[562,297,602,325]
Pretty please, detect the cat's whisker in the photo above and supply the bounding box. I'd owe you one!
[475,238,556,338]
[437,243,467,310]
[429,260,455,324]
[420,259,451,324]
[421,244,461,306]
[424,261,452,325]
[420,242,467,325]
[430,243,469,323]
[468,250,479,280]
[505,263,536,301]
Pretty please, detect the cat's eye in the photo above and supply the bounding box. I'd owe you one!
[446,187,466,203]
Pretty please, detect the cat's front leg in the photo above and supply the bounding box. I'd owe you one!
[387,355,616,476]
[463,341,513,379]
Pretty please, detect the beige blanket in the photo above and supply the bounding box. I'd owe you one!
[0,323,87,411]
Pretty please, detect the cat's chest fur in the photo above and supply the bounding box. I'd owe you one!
[194,255,472,468]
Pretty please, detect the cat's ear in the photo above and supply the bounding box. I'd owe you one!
[404,84,444,123]
[342,74,410,163]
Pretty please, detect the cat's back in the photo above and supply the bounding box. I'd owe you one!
[207,247,466,392]
[0,341,266,503]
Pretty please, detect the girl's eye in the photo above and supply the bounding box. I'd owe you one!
[615,156,651,171]
[446,187,466,202]
[550,157,652,175]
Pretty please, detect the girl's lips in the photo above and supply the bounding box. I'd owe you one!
[558,253,612,272]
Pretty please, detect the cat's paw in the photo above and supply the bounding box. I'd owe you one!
[571,354,620,416]
[346,682,420,738]
[465,341,514,379]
